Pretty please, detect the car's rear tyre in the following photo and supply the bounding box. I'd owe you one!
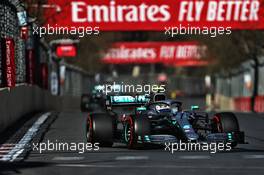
[86,113,113,147]
[124,116,151,149]
[212,112,240,147]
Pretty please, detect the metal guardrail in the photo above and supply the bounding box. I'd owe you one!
[215,58,264,97]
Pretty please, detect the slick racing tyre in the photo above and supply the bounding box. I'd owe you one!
[212,112,240,147]
[124,116,151,149]
[86,113,113,147]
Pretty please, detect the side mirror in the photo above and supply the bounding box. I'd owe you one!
[191,105,199,110]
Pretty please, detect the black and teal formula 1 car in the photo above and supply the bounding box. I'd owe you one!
[86,94,245,149]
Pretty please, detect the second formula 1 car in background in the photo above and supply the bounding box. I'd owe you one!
[81,84,123,112]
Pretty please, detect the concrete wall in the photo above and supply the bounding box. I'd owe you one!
[0,85,80,133]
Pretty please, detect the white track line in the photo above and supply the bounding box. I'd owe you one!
[55,164,264,169]
[115,156,149,161]
[0,112,50,162]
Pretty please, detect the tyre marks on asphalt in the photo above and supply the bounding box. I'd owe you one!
[49,154,264,164]
[243,154,264,159]
[178,155,210,159]
[52,156,85,161]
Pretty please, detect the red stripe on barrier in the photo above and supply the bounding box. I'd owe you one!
[255,96,264,112]
[234,97,251,112]
[234,96,264,112]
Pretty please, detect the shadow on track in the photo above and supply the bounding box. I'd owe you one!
[112,143,163,150]
[218,148,264,154]
[0,162,52,175]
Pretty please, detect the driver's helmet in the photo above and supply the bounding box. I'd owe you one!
[156,103,170,112]
[171,106,179,114]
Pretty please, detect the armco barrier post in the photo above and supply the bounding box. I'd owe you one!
[25,26,35,85]
[251,58,259,112]
[25,48,35,84]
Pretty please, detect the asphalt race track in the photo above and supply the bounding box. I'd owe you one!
[0,110,264,175]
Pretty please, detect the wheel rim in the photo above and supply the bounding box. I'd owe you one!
[125,123,132,143]
[87,117,93,142]
[124,117,134,146]
[213,116,222,132]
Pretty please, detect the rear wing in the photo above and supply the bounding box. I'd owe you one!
[105,95,149,108]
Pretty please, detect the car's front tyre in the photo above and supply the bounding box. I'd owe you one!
[212,112,240,147]
[86,113,113,147]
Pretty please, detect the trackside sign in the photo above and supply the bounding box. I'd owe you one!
[102,42,208,66]
[45,0,264,30]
